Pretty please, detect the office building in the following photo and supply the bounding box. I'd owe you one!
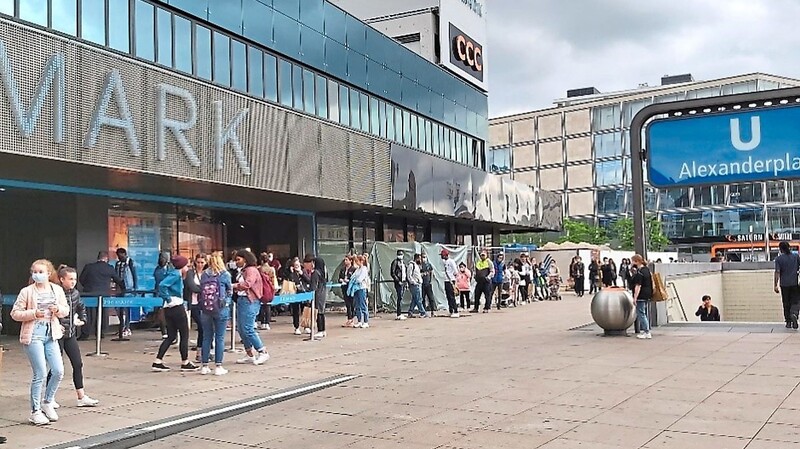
[0,0,559,291]
[489,73,800,260]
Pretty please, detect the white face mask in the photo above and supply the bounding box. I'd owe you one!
[268,255,274,261]
[397,255,403,260]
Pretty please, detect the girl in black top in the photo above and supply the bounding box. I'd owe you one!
[630,254,653,339]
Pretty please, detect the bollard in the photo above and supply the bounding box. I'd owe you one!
[86,296,108,357]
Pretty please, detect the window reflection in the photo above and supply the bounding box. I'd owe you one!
[302,68,315,114]
[0,0,12,15]
[338,85,349,125]
[208,0,243,34]
[489,148,510,172]
[194,24,212,80]
[327,79,339,122]
[82,0,106,45]
[596,160,623,186]
[156,8,172,66]
[292,64,303,109]
[315,74,327,119]
[594,132,622,158]
[386,103,395,141]
[597,189,625,214]
[52,0,77,36]
[231,39,247,91]
[592,104,620,131]
[19,0,46,26]
[359,92,369,133]
[278,58,292,107]
[264,53,278,102]
[243,0,272,44]
[730,183,763,204]
[173,15,192,73]
[248,47,264,97]
[134,0,155,61]
[213,32,231,87]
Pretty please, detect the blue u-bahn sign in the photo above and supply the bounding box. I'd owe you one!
[648,104,800,187]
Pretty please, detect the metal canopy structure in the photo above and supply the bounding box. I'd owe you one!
[630,87,800,259]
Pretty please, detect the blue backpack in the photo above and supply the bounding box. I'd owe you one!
[200,274,223,315]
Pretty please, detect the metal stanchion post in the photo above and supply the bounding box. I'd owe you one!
[86,296,108,357]
[305,293,317,342]
[227,301,238,353]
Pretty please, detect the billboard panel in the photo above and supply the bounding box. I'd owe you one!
[439,0,488,92]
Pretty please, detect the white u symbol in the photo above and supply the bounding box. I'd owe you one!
[730,116,761,151]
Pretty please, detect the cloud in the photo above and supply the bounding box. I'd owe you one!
[488,0,800,118]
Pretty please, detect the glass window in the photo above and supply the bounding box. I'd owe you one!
[273,10,300,58]
[659,188,690,209]
[425,120,432,153]
[0,0,12,15]
[52,0,77,36]
[273,0,299,19]
[596,160,623,186]
[19,0,47,25]
[686,87,720,100]
[730,183,763,204]
[169,0,208,20]
[369,97,379,137]
[327,79,339,122]
[723,81,757,95]
[655,92,685,103]
[243,0,272,44]
[302,68,315,114]
[208,0,243,34]
[134,0,155,61]
[324,39,347,78]
[349,88,360,129]
[156,8,172,66]
[767,181,785,202]
[359,93,369,133]
[292,64,303,109]
[695,185,725,206]
[347,52,367,89]
[592,104,620,131]
[622,98,652,127]
[345,14,365,53]
[758,80,781,92]
[213,32,231,87]
[394,107,402,143]
[594,132,623,158]
[278,58,292,107]
[173,16,192,73]
[323,1,346,43]
[597,189,625,214]
[386,103,395,141]
[489,148,510,172]
[402,110,411,145]
[248,47,264,97]
[432,124,441,156]
[81,0,106,44]
[315,74,327,119]
[264,53,278,102]
[231,39,247,91]
[300,26,325,70]
[300,0,323,32]
[338,84,349,125]
[195,25,212,80]
[410,114,418,149]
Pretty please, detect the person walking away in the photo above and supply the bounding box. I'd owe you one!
[303,255,328,338]
[153,251,171,339]
[407,254,427,318]
[350,255,371,328]
[474,251,494,312]
[491,254,506,310]
[11,259,69,425]
[774,241,800,329]
[232,250,271,364]
[46,266,99,409]
[78,251,123,340]
[420,253,436,316]
[339,256,357,327]
[184,254,206,362]
[630,254,653,339]
[114,248,137,338]
[441,249,460,317]
[695,295,721,321]
[199,253,233,376]
[151,256,198,372]
[572,256,586,297]
[390,250,408,321]
[588,259,600,295]
[456,263,472,310]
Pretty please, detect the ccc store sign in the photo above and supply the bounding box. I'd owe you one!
[448,23,484,82]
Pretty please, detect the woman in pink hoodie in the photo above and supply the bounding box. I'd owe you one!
[456,262,473,310]
[11,259,69,426]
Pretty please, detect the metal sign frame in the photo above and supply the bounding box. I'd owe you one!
[630,87,800,259]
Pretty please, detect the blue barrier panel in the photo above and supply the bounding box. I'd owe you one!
[270,292,314,306]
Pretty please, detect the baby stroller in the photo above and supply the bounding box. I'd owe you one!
[547,274,562,300]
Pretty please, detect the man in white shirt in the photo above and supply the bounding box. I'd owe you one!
[441,249,460,318]
[520,253,533,302]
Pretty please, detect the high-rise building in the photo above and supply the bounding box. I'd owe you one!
[489,73,800,261]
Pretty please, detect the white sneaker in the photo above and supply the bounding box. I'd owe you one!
[260,324,270,330]
[352,322,362,328]
[29,411,50,426]
[236,356,255,364]
[294,328,302,335]
[200,366,212,375]
[304,328,312,334]
[450,313,460,318]
[361,323,369,328]
[254,352,270,365]
[395,315,407,321]
[636,332,649,339]
[41,403,58,422]
[77,395,99,407]
[51,400,60,410]
[646,332,653,339]
[214,366,228,376]
[314,331,327,338]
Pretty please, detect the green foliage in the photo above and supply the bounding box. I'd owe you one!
[610,216,671,252]
[556,218,609,246]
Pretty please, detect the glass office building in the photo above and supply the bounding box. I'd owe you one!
[0,0,560,291]
[489,73,800,261]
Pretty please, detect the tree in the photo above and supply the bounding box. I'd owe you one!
[556,218,609,246]
[610,216,671,252]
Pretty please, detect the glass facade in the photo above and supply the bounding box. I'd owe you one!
[1,0,486,170]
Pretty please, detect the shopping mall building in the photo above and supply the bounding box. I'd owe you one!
[489,73,800,261]
[0,0,560,290]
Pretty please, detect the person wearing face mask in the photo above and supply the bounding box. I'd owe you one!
[184,254,207,362]
[114,248,137,338]
[441,249,460,318]
[456,262,472,310]
[151,255,199,372]
[630,254,654,339]
[11,259,69,425]
[491,254,506,310]
[473,250,495,313]
[390,250,408,321]
[420,253,436,316]
[289,259,310,335]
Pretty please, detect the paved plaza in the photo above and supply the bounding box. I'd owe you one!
[3,295,800,448]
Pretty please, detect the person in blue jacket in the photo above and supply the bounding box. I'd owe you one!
[491,253,506,310]
[151,255,198,373]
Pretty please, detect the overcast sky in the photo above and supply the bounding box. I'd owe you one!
[487,0,800,118]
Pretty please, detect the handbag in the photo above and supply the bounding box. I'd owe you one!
[300,307,315,329]
[281,280,297,295]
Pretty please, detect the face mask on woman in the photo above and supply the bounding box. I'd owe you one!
[31,272,48,284]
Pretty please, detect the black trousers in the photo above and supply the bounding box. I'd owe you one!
[343,294,355,320]
[190,305,203,349]
[157,306,189,361]
[291,302,307,329]
[781,285,800,322]
[459,291,471,309]
[520,276,531,300]
[574,277,585,296]
[445,282,458,314]
[474,282,492,310]
[47,335,84,390]
[422,283,436,312]
[258,304,272,325]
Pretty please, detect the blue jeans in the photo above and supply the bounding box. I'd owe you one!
[408,284,426,316]
[636,300,651,333]
[236,297,264,351]
[23,322,64,412]
[200,306,229,365]
[355,289,369,323]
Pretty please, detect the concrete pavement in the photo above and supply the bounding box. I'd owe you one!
[2,295,800,448]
